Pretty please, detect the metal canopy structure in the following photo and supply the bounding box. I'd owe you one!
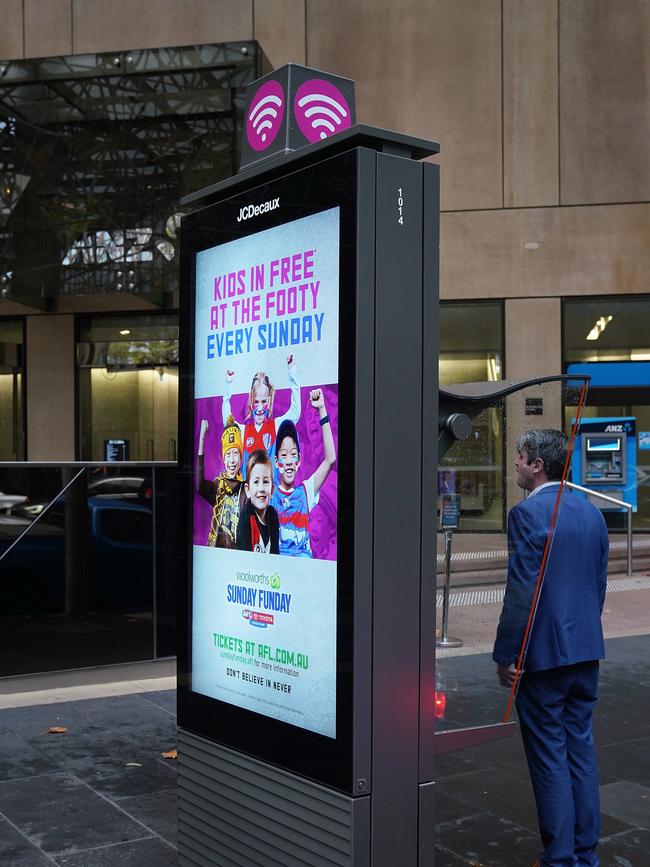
[0,42,258,308]
[438,374,591,460]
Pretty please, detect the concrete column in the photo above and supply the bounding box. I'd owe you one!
[26,315,76,460]
[0,0,23,59]
[503,0,559,207]
[560,0,650,205]
[306,0,503,212]
[25,0,72,57]
[504,297,561,511]
[253,0,306,72]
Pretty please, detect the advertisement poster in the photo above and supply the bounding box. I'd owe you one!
[191,207,339,738]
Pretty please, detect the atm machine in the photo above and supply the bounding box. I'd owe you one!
[572,417,637,520]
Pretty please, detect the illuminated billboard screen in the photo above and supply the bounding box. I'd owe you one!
[179,148,357,790]
[191,208,340,737]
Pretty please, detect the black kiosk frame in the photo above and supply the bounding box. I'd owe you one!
[178,126,442,866]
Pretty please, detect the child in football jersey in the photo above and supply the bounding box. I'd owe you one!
[222,355,300,466]
[236,449,280,555]
[196,414,245,548]
[271,388,336,558]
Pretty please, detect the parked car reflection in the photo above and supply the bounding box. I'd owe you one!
[0,497,153,614]
[0,492,27,512]
[8,476,153,522]
[87,476,153,501]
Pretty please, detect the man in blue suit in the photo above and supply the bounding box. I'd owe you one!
[494,429,609,867]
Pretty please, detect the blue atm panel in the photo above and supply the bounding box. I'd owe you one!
[571,417,637,511]
[583,434,625,484]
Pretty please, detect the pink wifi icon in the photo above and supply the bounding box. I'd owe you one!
[246,80,285,152]
[294,79,352,144]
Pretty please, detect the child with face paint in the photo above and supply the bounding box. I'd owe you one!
[236,449,280,555]
[271,388,336,558]
[196,414,246,548]
[221,355,300,468]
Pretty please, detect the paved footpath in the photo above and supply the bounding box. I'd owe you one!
[1,636,649,866]
[0,685,178,866]
[434,633,650,866]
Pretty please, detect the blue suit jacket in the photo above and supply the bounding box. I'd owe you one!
[493,484,608,672]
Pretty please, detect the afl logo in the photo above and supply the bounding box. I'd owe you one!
[263,433,272,450]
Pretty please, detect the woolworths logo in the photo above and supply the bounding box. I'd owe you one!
[235,569,281,588]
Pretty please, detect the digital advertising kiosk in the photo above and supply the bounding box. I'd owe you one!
[177,66,515,867]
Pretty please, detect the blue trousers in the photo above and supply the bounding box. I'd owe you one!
[516,661,600,867]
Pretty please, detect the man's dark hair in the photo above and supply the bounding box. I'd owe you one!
[275,419,300,456]
[516,429,568,481]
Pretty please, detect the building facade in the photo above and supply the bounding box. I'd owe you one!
[1,0,648,522]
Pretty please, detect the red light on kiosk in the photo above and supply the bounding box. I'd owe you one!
[434,690,446,719]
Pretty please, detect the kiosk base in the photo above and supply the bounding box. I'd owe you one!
[178,728,370,866]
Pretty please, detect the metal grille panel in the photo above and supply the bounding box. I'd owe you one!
[178,728,365,867]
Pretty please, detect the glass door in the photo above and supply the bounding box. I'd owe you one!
[78,314,178,461]
[435,379,588,741]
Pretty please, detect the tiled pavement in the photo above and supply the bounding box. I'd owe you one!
[0,690,178,866]
[434,634,650,867]
[1,635,649,866]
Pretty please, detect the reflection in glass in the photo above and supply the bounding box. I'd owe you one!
[434,381,588,732]
[0,42,258,307]
[0,464,166,676]
[78,314,178,460]
[0,319,24,460]
[564,297,650,532]
[439,406,504,531]
[564,296,650,364]
[439,301,504,531]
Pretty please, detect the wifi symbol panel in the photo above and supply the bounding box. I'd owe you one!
[239,65,356,170]
[294,79,352,144]
[246,80,285,152]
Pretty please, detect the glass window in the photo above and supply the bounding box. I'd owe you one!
[439,302,504,531]
[0,43,258,308]
[564,296,650,363]
[77,314,178,460]
[0,318,25,460]
[564,296,650,532]
[100,508,153,546]
[0,465,157,675]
